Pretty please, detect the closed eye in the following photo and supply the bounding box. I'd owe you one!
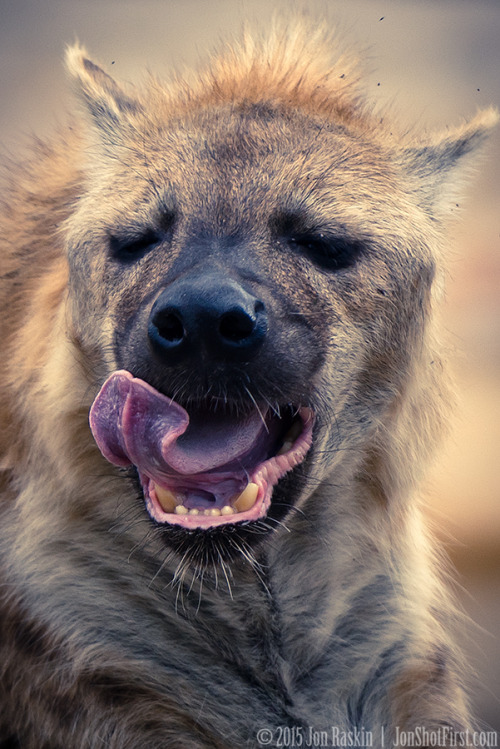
[109,230,162,262]
[288,234,362,270]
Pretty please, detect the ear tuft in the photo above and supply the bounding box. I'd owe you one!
[428,107,499,164]
[404,107,499,216]
[65,43,138,136]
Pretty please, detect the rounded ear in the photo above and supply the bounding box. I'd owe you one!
[65,43,139,140]
[403,107,499,216]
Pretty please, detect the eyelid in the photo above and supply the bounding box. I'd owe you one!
[109,229,162,261]
[287,233,362,270]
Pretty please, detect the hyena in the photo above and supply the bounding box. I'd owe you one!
[0,23,497,749]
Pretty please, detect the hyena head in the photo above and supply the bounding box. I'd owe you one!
[62,29,497,566]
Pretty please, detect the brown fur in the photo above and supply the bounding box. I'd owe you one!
[0,21,497,748]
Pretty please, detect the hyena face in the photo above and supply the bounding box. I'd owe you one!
[63,42,495,565]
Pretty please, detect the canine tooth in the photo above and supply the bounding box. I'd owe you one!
[285,420,303,442]
[188,508,199,515]
[174,505,188,515]
[277,439,293,456]
[233,483,259,512]
[221,505,233,515]
[154,484,177,513]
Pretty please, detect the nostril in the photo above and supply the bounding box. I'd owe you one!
[219,309,256,343]
[154,310,185,344]
[148,278,268,364]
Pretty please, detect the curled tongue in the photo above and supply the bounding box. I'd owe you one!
[89,370,269,479]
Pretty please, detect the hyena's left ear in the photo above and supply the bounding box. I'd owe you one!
[403,107,498,216]
[65,43,139,141]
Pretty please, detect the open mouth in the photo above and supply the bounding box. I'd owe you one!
[89,370,314,530]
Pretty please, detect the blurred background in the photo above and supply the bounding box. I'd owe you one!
[1,0,498,732]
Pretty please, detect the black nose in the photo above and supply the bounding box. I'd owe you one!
[148,273,268,365]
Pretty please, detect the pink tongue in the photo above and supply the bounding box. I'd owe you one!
[89,370,267,477]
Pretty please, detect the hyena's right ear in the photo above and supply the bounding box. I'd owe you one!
[65,43,139,141]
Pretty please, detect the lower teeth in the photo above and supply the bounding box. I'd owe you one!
[153,482,259,517]
[174,505,188,515]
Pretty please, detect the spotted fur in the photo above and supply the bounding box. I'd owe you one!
[0,21,497,748]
